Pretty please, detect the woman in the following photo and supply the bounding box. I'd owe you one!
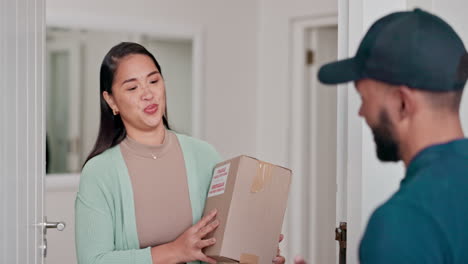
[75,42,285,264]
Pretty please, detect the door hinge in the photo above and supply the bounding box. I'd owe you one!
[307,49,315,65]
[335,222,347,264]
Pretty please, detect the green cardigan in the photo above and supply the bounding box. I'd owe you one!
[75,133,222,264]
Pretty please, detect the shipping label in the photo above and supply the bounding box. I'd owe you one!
[208,163,230,198]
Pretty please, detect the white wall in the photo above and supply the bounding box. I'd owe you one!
[46,0,259,159]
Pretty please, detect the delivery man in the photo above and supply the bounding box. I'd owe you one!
[296,8,468,264]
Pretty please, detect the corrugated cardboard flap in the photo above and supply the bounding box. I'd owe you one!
[214,253,259,264]
[239,253,259,264]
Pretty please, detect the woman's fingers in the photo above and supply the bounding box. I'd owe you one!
[273,256,286,264]
[279,234,284,243]
[198,219,220,238]
[195,209,217,230]
[196,237,217,249]
[198,253,217,264]
[294,256,307,264]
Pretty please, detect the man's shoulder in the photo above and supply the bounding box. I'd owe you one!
[359,199,447,263]
[399,152,468,203]
[368,197,428,223]
[411,145,468,181]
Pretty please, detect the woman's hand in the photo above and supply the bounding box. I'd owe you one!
[272,234,286,264]
[294,256,308,264]
[170,209,220,264]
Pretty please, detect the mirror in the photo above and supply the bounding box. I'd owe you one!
[46,27,194,174]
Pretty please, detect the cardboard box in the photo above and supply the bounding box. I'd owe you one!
[203,155,292,264]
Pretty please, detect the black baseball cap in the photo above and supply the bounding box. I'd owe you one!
[318,8,468,91]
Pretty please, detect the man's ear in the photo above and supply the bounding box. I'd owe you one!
[395,86,416,121]
[103,91,119,113]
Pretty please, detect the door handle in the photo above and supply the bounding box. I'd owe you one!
[41,216,66,258]
[45,221,66,231]
[42,216,66,234]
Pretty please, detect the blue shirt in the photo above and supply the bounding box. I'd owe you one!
[360,139,468,264]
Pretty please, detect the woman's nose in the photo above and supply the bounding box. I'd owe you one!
[141,85,154,100]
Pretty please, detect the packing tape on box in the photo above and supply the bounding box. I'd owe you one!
[251,161,273,193]
[239,253,259,264]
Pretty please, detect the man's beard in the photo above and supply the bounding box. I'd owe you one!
[371,110,401,162]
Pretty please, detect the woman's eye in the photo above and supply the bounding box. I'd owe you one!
[150,79,158,84]
[128,86,137,91]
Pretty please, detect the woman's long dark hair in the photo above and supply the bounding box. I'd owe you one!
[83,42,170,166]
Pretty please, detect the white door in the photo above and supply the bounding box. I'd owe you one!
[306,26,339,264]
[286,16,338,264]
[0,0,64,263]
[1,0,45,262]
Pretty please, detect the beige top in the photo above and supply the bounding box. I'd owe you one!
[120,131,193,248]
